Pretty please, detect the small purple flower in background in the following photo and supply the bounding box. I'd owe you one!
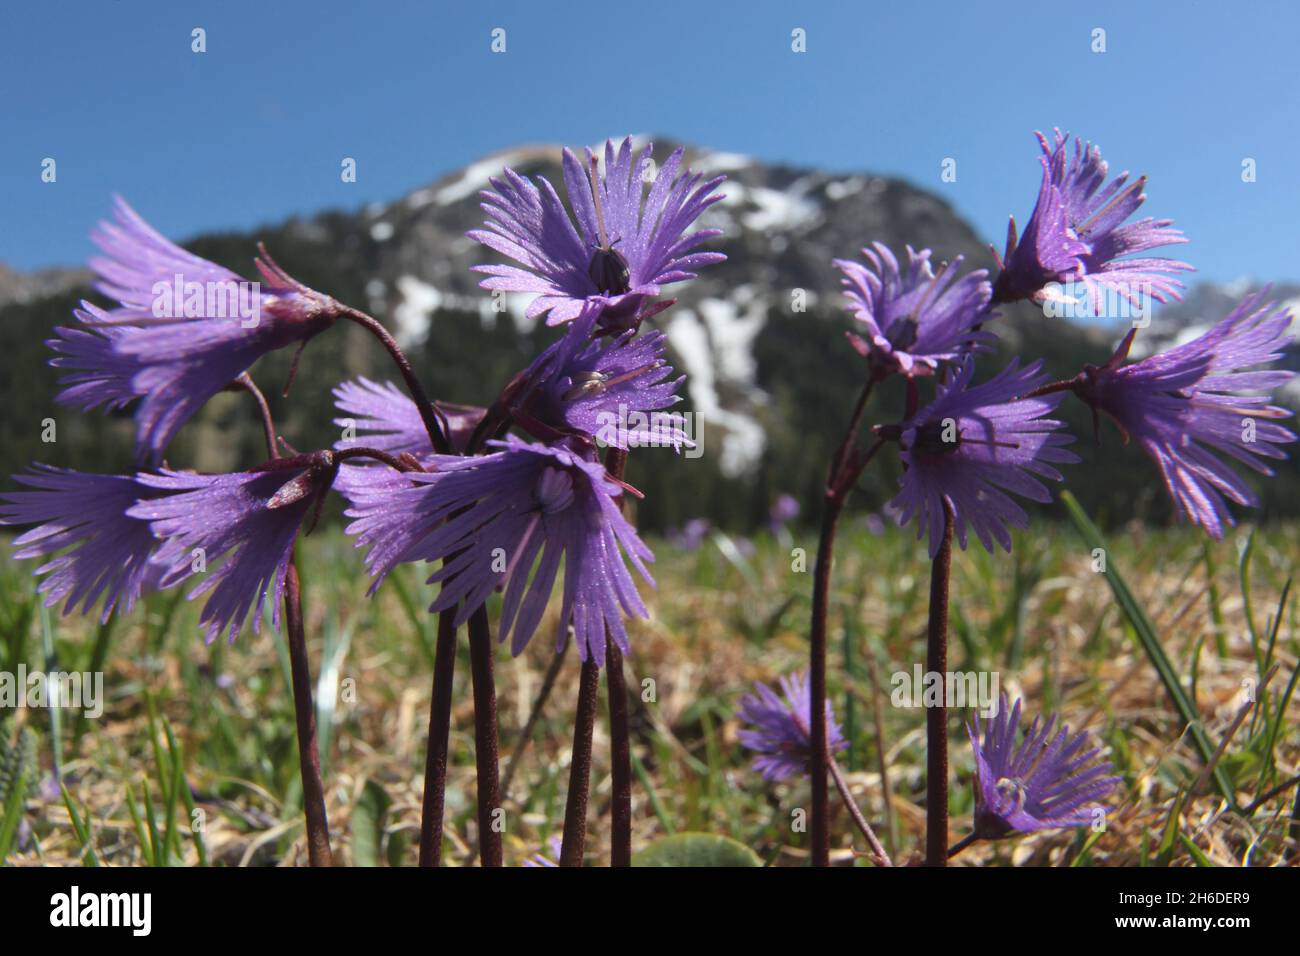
[469,137,726,331]
[834,244,992,379]
[1071,291,1296,538]
[967,696,1120,839]
[0,467,169,623]
[524,835,563,868]
[738,672,847,782]
[667,517,712,551]
[887,359,1079,557]
[128,453,339,643]
[768,493,800,533]
[513,303,689,450]
[995,131,1192,310]
[49,197,343,463]
[345,436,652,666]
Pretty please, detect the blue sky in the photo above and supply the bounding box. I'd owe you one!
[2,0,1296,285]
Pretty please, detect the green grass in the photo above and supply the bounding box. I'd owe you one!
[0,515,1296,867]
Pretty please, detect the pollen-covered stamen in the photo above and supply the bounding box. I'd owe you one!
[585,154,631,296]
[558,360,665,402]
[1074,176,1146,240]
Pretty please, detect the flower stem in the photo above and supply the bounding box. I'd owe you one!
[809,495,841,866]
[827,755,891,866]
[418,608,458,866]
[230,374,331,866]
[603,446,633,866]
[606,638,632,866]
[340,307,450,454]
[925,499,955,867]
[229,373,278,456]
[809,383,884,866]
[467,605,503,867]
[560,658,601,866]
[947,831,979,860]
[283,559,333,866]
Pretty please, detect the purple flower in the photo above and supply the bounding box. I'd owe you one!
[995,131,1192,311]
[511,302,688,449]
[524,836,563,868]
[332,378,485,457]
[834,244,992,379]
[1071,291,1296,538]
[768,493,800,531]
[967,695,1120,839]
[738,672,847,782]
[469,137,725,331]
[888,360,1079,558]
[127,454,338,643]
[0,467,168,623]
[49,197,343,463]
[344,436,652,666]
[667,517,711,551]
[331,378,485,500]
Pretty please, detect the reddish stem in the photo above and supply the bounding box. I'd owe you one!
[283,561,333,866]
[418,608,458,866]
[467,605,503,867]
[925,499,955,867]
[560,659,601,866]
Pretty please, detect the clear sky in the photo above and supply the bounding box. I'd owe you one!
[2,0,1296,284]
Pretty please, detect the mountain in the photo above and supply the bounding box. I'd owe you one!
[0,140,1292,532]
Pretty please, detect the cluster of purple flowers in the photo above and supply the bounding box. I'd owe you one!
[832,128,1294,554]
[741,128,1295,858]
[2,138,726,670]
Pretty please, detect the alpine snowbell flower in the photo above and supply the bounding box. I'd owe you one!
[887,360,1079,557]
[331,377,484,500]
[128,453,339,643]
[345,436,652,666]
[512,302,689,449]
[1070,291,1296,538]
[995,131,1192,310]
[967,696,1120,839]
[0,467,169,623]
[49,197,343,463]
[833,244,992,379]
[738,672,847,782]
[469,137,726,331]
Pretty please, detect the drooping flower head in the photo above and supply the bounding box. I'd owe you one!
[330,377,484,501]
[469,137,726,331]
[344,435,652,666]
[332,378,485,458]
[0,467,171,623]
[49,197,343,463]
[1070,291,1296,538]
[834,244,992,379]
[967,695,1120,839]
[995,130,1192,311]
[128,452,339,643]
[738,672,847,782]
[510,302,689,450]
[887,360,1079,557]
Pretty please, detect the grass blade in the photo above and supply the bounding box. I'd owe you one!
[1061,492,1236,807]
